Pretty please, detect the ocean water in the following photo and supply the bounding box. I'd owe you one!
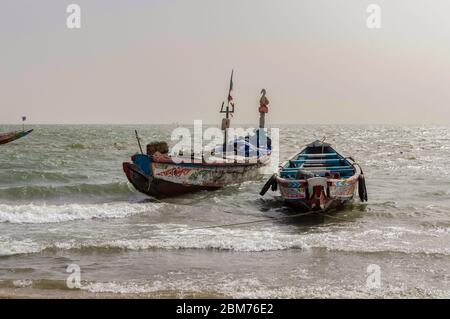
[0,124,449,298]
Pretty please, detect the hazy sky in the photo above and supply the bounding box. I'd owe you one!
[1,0,450,125]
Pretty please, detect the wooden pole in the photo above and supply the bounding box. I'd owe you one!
[220,70,234,156]
[259,113,265,128]
[135,130,144,154]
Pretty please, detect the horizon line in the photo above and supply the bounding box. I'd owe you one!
[1,122,450,126]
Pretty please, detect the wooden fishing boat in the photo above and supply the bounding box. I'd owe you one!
[123,149,270,198]
[0,129,33,145]
[123,72,272,198]
[260,140,367,211]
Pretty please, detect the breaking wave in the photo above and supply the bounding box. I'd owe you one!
[80,278,450,299]
[0,202,161,224]
[0,182,132,201]
[1,224,448,256]
[1,277,447,298]
[0,170,89,184]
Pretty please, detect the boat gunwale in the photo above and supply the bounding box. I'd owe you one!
[274,144,360,184]
[276,171,359,185]
[150,154,271,168]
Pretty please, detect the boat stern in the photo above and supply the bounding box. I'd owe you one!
[122,154,153,194]
[277,173,359,211]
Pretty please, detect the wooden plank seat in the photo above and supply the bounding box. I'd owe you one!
[290,159,342,166]
[298,153,338,158]
[282,167,354,173]
[280,170,354,179]
[280,166,355,179]
[302,165,353,171]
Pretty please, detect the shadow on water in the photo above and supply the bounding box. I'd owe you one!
[257,197,367,228]
[128,184,368,231]
[129,183,249,206]
[131,191,219,206]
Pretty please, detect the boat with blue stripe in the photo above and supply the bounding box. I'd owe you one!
[0,129,33,146]
[260,140,367,211]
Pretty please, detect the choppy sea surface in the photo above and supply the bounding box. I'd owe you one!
[0,124,449,298]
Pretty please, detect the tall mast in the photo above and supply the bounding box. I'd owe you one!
[220,70,235,152]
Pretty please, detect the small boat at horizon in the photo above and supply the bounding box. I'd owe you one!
[0,129,33,146]
[260,140,367,211]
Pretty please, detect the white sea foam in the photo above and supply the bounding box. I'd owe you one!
[12,279,33,288]
[83,228,309,252]
[0,223,448,256]
[0,238,43,256]
[81,276,450,298]
[0,202,162,224]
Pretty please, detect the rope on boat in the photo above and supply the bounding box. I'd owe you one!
[316,211,351,221]
[189,210,318,230]
[143,209,353,239]
[140,197,354,233]
[190,210,354,231]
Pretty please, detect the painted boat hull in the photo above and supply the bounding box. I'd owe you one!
[123,162,221,197]
[123,155,269,198]
[277,174,358,211]
[269,140,362,212]
[0,129,33,145]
